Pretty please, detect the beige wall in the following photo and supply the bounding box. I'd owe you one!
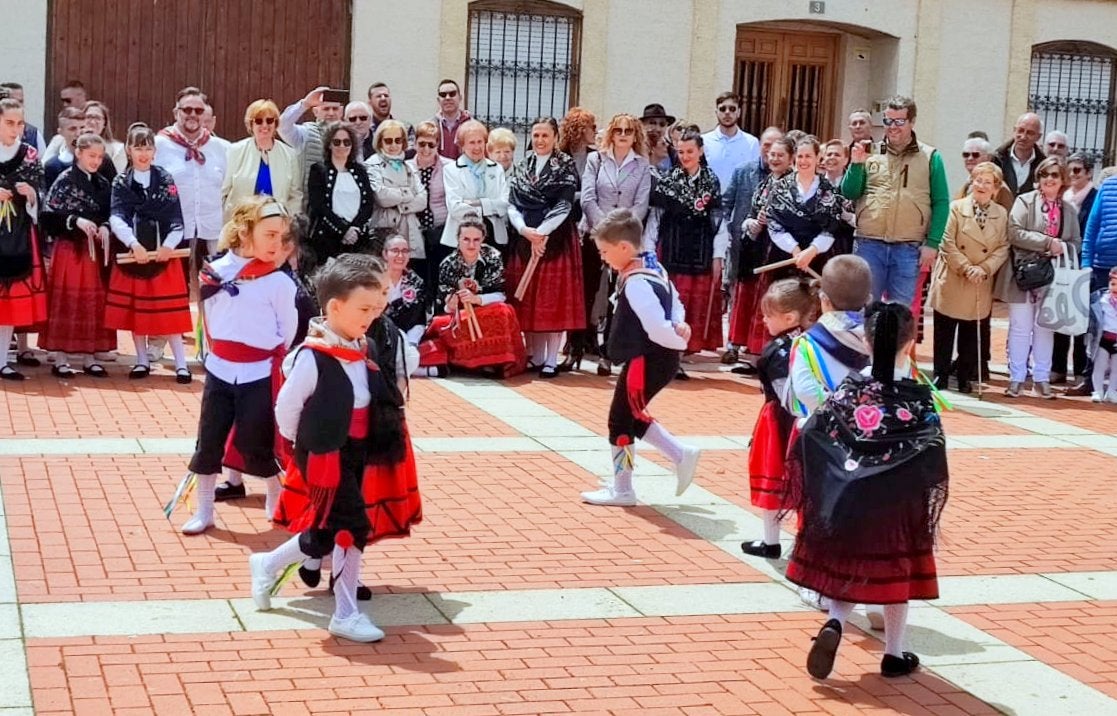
[0,0,48,129]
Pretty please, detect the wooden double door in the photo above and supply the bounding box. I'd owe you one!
[734,28,839,139]
[47,0,352,140]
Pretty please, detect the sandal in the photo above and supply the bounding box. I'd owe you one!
[175,367,192,384]
[51,364,79,378]
[0,365,26,381]
[129,365,151,380]
[83,364,108,378]
[16,351,40,367]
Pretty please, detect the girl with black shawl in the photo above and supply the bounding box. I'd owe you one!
[785,301,949,680]
[505,117,585,378]
[0,98,46,381]
[645,130,729,355]
[105,124,193,382]
[39,133,116,378]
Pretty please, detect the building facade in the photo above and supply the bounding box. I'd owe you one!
[6,0,1117,186]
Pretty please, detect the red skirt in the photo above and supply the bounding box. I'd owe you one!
[744,273,772,354]
[786,495,940,604]
[0,227,48,327]
[728,280,760,347]
[39,240,116,354]
[673,271,723,353]
[104,261,192,335]
[748,401,792,510]
[277,426,422,545]
[419,303,527,376]
[505,225,586,332]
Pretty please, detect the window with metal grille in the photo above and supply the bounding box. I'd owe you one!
[1029,41,1117,165]
[466,0,582,152]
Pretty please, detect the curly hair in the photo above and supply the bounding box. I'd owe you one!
[598,113,647,157]
[219,195,291,251]
[558,106,596,154]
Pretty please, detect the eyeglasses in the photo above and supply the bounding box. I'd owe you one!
[438,90,459,99]
[717,105,739,113]
[381,136,405,145]
[386,248,411,256]
[961,152,983,159]
[1037,170,1062,179]
[1069,166,1086,175]
[331,138,351,147]
[612,126,635,136]
[177,106,205,115]
[346,115,369,122]
[416,140,437,149]
[253,116,276,126]
[882,117,909,127]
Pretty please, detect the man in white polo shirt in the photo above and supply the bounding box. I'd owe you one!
[702,91,759,190]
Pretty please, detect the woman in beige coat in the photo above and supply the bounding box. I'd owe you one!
[221,99,302,221]
[928,162,1010,393]
[365,120,427,257]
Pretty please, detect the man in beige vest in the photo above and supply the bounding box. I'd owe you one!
[841,95,950,305]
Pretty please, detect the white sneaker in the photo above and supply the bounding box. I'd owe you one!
[249,553,274,611]
[1107,392,1117,405]
[580,487,637,506]
[181,510,214,535]
[798,587,830,611]
[328,613,385,643]
[1093,392,1104,403]
[675,446,701,496]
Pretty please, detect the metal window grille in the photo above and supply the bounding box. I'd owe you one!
[1029,42,1117,165]
[466,1,581,152]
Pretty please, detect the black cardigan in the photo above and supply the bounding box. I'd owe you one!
[307,161,376,262]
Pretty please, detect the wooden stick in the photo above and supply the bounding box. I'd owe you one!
[752,256,798,275]
[115,248,192,265]
[468,305,483,340]
[702,274,717,341]
[514,254,540,301]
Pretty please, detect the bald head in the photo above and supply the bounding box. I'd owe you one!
[1012,113,1043,158]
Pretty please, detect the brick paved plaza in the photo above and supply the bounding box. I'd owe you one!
[2,318,1117,716]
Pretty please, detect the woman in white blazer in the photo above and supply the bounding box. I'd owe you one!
[221,99,302,221]
[441,119,509,250]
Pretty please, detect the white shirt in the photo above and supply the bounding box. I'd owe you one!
[154,131,229,240]
[331,170,361,222]
[1100,296,1117,335]
[702,127,760,189]
[622,274,687,351]
[108,170,185,249]
[1011,147,1036,189]
[202,252,298,384]
[275,341,371,442]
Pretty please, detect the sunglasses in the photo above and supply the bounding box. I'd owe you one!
[331,138,352,147]
[1037,170,1062,179]
[178,106,205,115]
[961,152,983,159]
[346,115,369,122]
[416,140,437,148]
[882,117,909,127]
[612,126,635,136]
[381,136,405,145]
[717,105,739,113]
[253,116,276,125]
[1069,166,1086,174]
[438,90,458,99]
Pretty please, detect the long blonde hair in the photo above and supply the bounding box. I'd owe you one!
[219,196,290,251]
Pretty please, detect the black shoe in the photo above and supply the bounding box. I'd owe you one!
[213,481,246,502]
[740,540,781,558]
[557,350,583,372]
[730,363,758,376]
[0,365,26,381]
[881,651,920,677]
[298,565,321,588]
[83,364,108,378]
[175,368,193,384]
[932,375,949,391]
[51,364,79,378]
[956,379,973,394]
[720,347,739,365]
[675,368,690,381]
[129,365,151,380]
[329,573,372,600]
[539,366,559,379]
[807,619,843,679]
[1049,372,1068,385]
[15,351,40,367]
[596,360,612,376]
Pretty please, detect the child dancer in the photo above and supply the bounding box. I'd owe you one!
[0,98,46,381]
[105,123,193,383]
[786,301,949,679]
[179,196,297,535]
[579,208,701,506]
[255,253,422,642]
[1089,266,1117,403]
[740,278,819,558]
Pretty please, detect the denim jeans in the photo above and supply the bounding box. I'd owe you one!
[853,238,922,305]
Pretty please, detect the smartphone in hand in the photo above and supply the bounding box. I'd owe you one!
[322,88,349,105]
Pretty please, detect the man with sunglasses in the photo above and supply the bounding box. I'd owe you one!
[702,91,759,189]
[1045,130,1070,160]
[279,86,346,209]
[842,95,949,306]
[431,79,471,160]
[992,112,1046,196]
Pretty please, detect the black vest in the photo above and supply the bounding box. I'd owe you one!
[606,272,675,363]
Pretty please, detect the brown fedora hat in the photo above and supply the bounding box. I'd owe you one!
[640,103,676,124]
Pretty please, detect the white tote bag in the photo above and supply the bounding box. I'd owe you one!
[1036,250,1091,336]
